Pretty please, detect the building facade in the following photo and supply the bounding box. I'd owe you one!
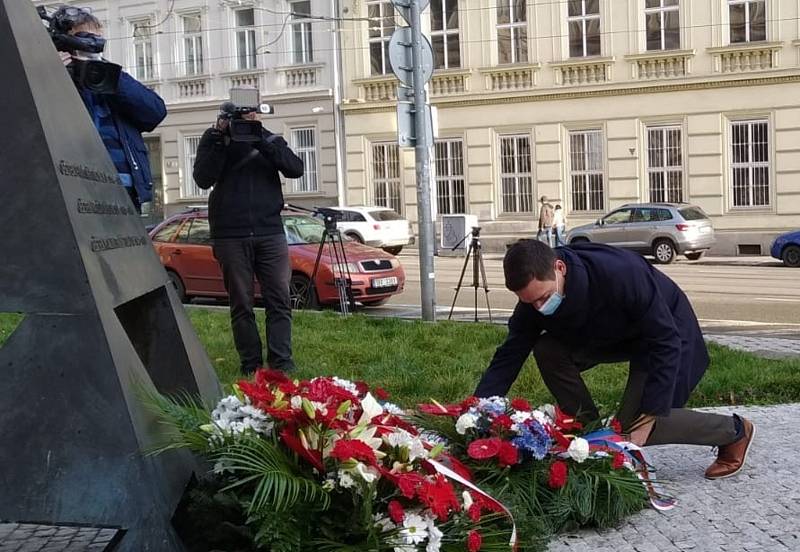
[340,0,800,254]
[34,0,345,219]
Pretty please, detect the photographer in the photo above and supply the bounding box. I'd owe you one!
[52,6,166,213]
[193,101,304,375]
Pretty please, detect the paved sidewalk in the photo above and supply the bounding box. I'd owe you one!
[0,524,119,551]
[704,334,800,359]
[549,403,800,552]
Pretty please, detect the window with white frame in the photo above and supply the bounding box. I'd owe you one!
[367,1,396,75]
[372,143,402,213]
[568,0,601,58]
[181,13,204,76]
[290,1,313,64]
[645,0,680,51]
[182,135,208,198]
[499,135,534,213]
[729,0,766,43]
[431,0,460,69]
[730,120,770,208]
[290,128,317,192]
[647,126,683,203]
[234,8,257,70]
[497,0,527,64]
[569,130,604,212]
[434,140,465,215]
[131,20,155,81]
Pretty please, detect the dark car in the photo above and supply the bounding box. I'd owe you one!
[148,209,406,307]
[770,230,800,267]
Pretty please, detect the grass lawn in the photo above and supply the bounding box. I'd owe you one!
[2,310,798,409]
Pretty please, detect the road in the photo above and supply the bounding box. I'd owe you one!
[370,252,800,339]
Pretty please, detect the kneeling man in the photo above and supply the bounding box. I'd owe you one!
[475,239,754,480]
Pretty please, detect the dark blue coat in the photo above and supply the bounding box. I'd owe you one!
[78,72,166,203]
[475,243,709,416]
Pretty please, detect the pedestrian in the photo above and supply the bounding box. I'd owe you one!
[193,100,304,375]
[537,195,554,247]
[53,6,166,213]
[552,204,567,247]
[474,239,755,480]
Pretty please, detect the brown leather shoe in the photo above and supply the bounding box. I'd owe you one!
[704,417,755,480]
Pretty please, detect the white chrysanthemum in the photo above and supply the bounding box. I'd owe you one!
[425,514,443,552]
[567,437,590,463]
[531,409,550,425]
[331,376,359,395]
[386,430,414,448]
[400,513,428,544]
[337,470,355,488]
[210,395,273,437]
[290,395,302,409]
[383,402,405,415]
[373,513,396,533]
[455,412,478,435]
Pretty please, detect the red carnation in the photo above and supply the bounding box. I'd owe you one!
[491,414,513,432]
[330,439,377,464]
[609,417,623,434]
[497,441,519,467]
[548,460,569,489]
[460,396,479,410]
[237,380,274,407]
[467,530,482,552]
[467,438,502,460]
[255,368,290,386]
[419,475,460,520]
[388,500,405,524]
[374,387,390,400]
[354,381,369,396]
[612,452,626,470]
[510,397,531,411]
[467,503,482,522]
[396,472,426,499]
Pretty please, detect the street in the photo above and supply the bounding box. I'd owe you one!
[371,251,800,340]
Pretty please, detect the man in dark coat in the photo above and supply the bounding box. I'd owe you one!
[193,105,304,375]
[475,239,755,479]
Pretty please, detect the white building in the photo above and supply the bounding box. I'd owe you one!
[34,0,346,219]
[339,0,800,254]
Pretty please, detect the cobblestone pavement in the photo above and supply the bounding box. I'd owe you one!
[548,403,800,552]
[704,334,800,359]
[0,524,119,552]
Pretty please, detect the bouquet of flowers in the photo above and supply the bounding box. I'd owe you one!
[149,370,519,551]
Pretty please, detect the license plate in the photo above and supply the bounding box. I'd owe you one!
[371,277,398,288]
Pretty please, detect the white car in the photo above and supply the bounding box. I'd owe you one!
[330,206,414,255]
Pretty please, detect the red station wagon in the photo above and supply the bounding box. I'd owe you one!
[149,209,406,308]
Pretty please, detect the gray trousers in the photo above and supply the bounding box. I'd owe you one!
[534,334,738,447]
[213,234,294,374]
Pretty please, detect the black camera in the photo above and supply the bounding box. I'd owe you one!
[38,6,121,94]
[218,88,275,143]
[315,207,343,232]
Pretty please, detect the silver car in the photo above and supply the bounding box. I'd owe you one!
[568,203,715,264]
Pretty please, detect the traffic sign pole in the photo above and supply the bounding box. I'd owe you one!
[409,0,436,321]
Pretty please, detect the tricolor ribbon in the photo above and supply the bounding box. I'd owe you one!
[428,458,519,550]
[583,428,677,511]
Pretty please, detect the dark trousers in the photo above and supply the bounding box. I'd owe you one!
[213,234,294,374]
[533,334,738,447]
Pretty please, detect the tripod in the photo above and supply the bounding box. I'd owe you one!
[448,226,492,322]
[286,204,355,315]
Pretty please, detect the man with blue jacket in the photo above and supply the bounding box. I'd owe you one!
[55,7,166,213]
[475,240,755,480]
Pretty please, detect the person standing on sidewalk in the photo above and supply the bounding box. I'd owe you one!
[475,239,755,480]
[537,196,554,246]
[193,103,304,375]
[552,204,567,247]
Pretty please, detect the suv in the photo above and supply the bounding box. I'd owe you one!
[328,206,414,255]
[568,203,715,264]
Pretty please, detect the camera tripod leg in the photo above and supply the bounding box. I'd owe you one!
[308,234,328,309]
[448,245,473,321]
[476,244,493,323]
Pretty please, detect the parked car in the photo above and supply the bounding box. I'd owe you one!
[148,209,406,308]
[770,230,800,267]
[326,206,413,255]
[567,203,715,264]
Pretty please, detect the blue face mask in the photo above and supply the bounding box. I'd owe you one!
[537,278,563,316]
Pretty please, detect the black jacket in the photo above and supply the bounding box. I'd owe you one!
[193,127,304,238]
[475,244,709,416]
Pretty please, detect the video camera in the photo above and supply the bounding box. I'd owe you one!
[218,87,275,143]
[37,6,121,95]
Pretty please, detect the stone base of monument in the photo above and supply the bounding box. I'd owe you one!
[0,523,123,551]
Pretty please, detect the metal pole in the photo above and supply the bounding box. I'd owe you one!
[410,0,436,321]
[331,0,347,207]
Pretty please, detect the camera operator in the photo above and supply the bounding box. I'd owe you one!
[193,101,304,375]
[52,6,166,213]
